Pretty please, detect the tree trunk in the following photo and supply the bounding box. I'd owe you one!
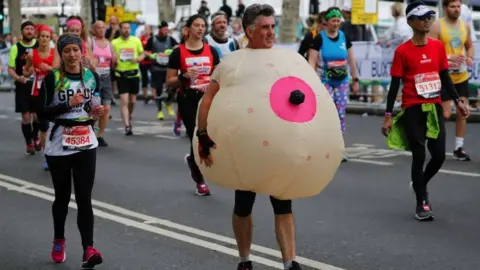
[278,0,300,43]
[7,0,21,39]
[80,0,92,30]
[157,0,175,22]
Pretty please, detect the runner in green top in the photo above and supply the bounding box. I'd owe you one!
[111,22,145,135]
[7,21,40,155]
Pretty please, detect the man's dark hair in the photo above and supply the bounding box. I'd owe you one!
[242,4,275,38]
[442,0,460,7]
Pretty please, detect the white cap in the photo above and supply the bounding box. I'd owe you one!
[406,5,435,19]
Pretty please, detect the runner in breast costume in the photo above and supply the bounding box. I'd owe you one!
[37,34,104,269]
[204,11,240,59]
[23,24,58,171]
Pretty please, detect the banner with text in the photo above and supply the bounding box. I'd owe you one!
[275,41,480,85]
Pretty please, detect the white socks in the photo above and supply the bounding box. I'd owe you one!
[455,137,464,150]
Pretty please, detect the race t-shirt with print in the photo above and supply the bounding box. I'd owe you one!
[390,38,448,109]
[168,43,220,92]
[111,36,144,73]
[38,68,100,156]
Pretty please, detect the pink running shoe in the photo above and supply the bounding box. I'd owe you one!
[81,246,103,269]
[196,183,211,196]
[51,238,66,263]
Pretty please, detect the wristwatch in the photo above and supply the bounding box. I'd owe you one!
[196,128,207,136]
[352,77,359,82]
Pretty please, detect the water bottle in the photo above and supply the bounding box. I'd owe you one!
[91,92,101,107]
[91,92,101,120]
[191,62,198,86]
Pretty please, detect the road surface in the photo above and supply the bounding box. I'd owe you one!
[0,92,479,270]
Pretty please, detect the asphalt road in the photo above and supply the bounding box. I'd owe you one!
[1,92,480,270]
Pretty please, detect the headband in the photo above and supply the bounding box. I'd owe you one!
[37,25,53,36]
[57,34,82,54]
[66,19,82,29]
[324,9,343,20]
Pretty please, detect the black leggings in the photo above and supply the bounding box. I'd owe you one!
[234,190,293,217]
[177,89,205,184]
[401,104,446,205]
[45,149,97,250]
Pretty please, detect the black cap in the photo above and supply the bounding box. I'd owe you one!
[159,21,168,28]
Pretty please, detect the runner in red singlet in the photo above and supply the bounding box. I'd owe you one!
[23,24,59,171]
[166,14,220,196]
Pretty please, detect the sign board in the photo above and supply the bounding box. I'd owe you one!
[351,0,378,25]
[123,12,137,22]
[106,6,124,23]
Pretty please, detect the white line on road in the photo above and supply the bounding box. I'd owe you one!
[348,158,393,166]
[351,143,376,147]
[155,135,179,140]
[0,173,345,270]
[438,169,480,177]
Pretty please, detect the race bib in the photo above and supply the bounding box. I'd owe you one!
[156,53,169,65]
[120,48,134,61]
[414,72,441,99]
[448,61,467,74]
[62,126,92,151]
[96,67,110,75]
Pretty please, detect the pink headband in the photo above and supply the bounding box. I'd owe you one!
[66,19,82,28]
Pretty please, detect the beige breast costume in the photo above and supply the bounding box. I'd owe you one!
[193,47,345,200]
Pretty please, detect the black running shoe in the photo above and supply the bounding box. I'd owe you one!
[237,261,253,270]
[415,201,434,221]
[125,126,133,136]
[290,261,303,270]
[97,137,108,147]
[453,147,471,161]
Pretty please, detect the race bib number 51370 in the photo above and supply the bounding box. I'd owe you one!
[414,72,441,99]
[62,126,92,151]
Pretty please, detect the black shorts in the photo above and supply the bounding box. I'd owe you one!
[442,79,469,101]
[15,82,36,113]
[140,63,151,88]
[117,76,140,95]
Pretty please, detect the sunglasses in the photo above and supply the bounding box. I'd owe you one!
[409,14,435,21]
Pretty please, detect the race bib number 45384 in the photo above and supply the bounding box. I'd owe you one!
[62,126,92,151]
[414,72,441,99]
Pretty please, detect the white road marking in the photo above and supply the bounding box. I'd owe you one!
[352,143,376,147]
[348,158,393,166]
[155,134,179,140]
[438,169,480,177]
[0,173,345,270]
[0,114,8,119]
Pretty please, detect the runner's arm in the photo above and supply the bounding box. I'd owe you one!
[7,45,21,81]
[197,79,220,131]
[307,34,322,70]
[465,25,474,59]
[110,43,118,68]
[36,71,70,121]
[166,47,183,88]
[385,77,401,113]
[136,38,145,62]
[439,69,460,103]
[22,52,34,77]
[346,37,359,81]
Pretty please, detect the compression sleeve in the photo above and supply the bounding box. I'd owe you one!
[439,69,460,103]
[385,76,401,114]
[37,71,69,121]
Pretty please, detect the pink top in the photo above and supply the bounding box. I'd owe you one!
[91,38,112,75]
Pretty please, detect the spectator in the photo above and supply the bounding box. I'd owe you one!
[219,0,233,23]
[236,0,245,18]
[198,1,211,19]
[381,2,412,46]
[340,3,373,42]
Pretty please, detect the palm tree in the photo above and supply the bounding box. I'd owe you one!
[278,0,300,43]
